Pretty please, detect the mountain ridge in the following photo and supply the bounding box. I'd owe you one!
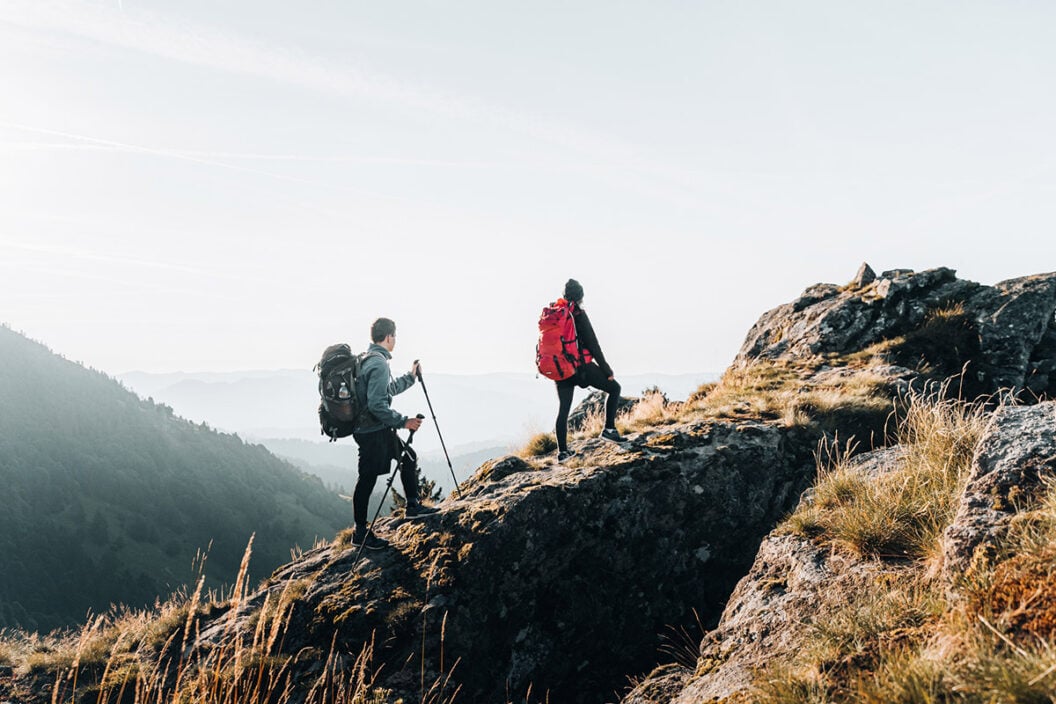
[4,265,1056,703]
[0,325,352,632]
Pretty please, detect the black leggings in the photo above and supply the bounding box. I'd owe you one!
[555,363,621,452]
[352,429,418,529]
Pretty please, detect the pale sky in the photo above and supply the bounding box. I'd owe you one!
[2,1,1055,376]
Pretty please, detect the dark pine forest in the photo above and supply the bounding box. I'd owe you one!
[0,325,351,632]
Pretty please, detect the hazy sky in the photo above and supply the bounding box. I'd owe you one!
[2,1,1055,376]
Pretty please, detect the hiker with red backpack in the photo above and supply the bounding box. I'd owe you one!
[537,279,623,462]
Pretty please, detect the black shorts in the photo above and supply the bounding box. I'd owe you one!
[352,428,400,478]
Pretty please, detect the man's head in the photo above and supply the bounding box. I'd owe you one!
[371,317,397,351]
[564,278,584,304]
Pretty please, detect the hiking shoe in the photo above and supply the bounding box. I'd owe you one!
[600,428,623,442]
[557,450,577,462]
[405,503,440,518]
[352,529,387,550]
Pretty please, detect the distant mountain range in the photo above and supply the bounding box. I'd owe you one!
[118,368,715,490]
[118,368,715,447]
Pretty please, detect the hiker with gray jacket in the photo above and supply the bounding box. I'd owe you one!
[351,317,438,550]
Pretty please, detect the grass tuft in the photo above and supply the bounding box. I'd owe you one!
[853,650,950,704]
[520,432,558,457]
[783,392,988,560]
[573,406,608,438]
[0,538,417,704]
[622,388,681,430]
[743,392,1056,702]
[748,664,832,703]
[682,360,892,441]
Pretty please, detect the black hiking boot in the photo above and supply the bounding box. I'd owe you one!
[600,428,623,442]
[405,503,440,518]
[352,528,387,550]
[557,449,577,462]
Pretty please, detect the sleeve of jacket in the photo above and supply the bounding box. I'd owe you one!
[388,372,416,397]
[364,363,408,428]
[575,308,613,377]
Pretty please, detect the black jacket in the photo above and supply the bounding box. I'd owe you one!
[571,304,612,378]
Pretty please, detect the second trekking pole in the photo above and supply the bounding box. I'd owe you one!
[415,361,463,499]
[352,414,424,568]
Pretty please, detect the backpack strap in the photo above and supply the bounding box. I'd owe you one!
[564,302,581,360]
[356,350,386,370]
[353,350,388,405]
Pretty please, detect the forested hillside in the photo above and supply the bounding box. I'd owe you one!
[0,325,351,633]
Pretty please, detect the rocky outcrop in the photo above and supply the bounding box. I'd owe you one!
[623,449,908,703]
[970,277,1056,395]
[851,262,877,289]
[622,266,1056,703]
[627,402,1056,702]
[736,267,1056,399]
[943,403,1056,576]
[736,266,968,363]
[189,423,818,704]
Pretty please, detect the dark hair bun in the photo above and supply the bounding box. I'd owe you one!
[564,278,584,303]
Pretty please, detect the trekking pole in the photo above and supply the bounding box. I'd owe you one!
[353,414,424,567]
[415,361,463,499]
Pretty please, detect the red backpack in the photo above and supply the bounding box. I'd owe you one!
[536,299,592,381]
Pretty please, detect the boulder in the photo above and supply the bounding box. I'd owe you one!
[735,266,1056,400]
[735,267,967,363]
[942,402,1056,576]
[624,448,907,703]
[851,262,877,288]
[965,275,1056,395]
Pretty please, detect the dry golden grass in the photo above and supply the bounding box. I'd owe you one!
[549,356,892,450]
[1000,475,1056,557]
[802,569,944,667]
[0,538,447,704]
[622,389,681,431]
[852,650,951,704]
[564,388,680,440]
[547,358,893,458]
[683,361,806,422]
[784,392,988,560]
[847,600,1056,704]
[747,664,832,704]
[333,526,357,552]
[749,393,1056,702]
[971,546,1056,640]
[572,405,608,438]
[520,432,558,457]
[959,477,1056,647]
[680,360,893,438]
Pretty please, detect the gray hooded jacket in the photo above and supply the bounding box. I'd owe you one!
[353,343,416,433]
